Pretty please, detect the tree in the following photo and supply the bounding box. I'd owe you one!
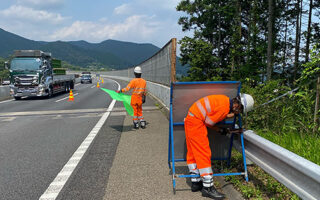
[305,0,313,63]
[179,37,218,81]
[299,45,320,133]
[177,0,237,80]
[267,0,275,81]
[294,0,302,81]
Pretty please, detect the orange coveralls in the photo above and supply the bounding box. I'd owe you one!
[121,78,147,123]
[184,95,230,177]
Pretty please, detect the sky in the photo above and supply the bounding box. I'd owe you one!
[0,0,193,50]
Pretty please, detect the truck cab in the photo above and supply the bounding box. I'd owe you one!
[9,50,74,100]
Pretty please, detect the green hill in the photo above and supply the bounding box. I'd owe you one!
[0,28,188,74]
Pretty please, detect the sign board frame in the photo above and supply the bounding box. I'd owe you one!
[168,81,248,194]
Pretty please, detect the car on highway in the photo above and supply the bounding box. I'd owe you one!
[1,80,10,85]
[81,74,92,84]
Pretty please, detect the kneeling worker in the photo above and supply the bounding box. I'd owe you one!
[117,66,147,129]
[185,94,254,199]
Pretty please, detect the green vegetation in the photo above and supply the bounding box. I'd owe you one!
[216,151,300,199]
[0,57,9,83]
[257,130,320,165]
[177,0,320,198]
[177,0,320,157]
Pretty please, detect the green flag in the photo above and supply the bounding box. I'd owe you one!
[100,88,134,116]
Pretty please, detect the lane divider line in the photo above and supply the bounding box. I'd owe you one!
[55,93,79,103]
[39,79,120,200]
[90,85,95,89]
[75,83,81,86]
[0,99,14,104]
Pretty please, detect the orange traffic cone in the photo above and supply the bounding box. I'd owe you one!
[68,89,74,101]
[97,82,100,88]
[101,78,104,84]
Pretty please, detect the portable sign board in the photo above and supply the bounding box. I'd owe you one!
[168,81,248,194]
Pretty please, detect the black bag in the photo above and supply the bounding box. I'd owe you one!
[142,95,146,104]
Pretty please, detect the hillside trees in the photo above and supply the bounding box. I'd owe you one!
[177,0,319,84]
[0,57,9,83]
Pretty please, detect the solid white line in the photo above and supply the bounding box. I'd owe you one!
[90,85,95,89]
[0,99,14,104]
[39,79,120,200]
[75,83,81,86]
[55,93,79,102]
[1,117,16,121]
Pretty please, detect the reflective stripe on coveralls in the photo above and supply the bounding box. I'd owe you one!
[202,175,214,187]
[185,95,230,178]
[188,163,201,182]
[196,100,215,126]
[138,116,144,121]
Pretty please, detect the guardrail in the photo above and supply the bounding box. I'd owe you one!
[67,73,320,199]
[240,130,320,200]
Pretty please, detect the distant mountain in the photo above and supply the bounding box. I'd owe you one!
[0,28,187,74]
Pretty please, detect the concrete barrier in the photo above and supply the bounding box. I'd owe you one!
[0,85,10,100]
[100,75,170,110]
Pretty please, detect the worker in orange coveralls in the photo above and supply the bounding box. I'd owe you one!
[185,94,254,199]
[117,66,147,129]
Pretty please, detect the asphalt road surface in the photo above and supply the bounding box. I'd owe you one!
[0,77,149,200]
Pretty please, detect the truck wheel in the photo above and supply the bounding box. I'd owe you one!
[65,83,70,93]
[14,97,21,100]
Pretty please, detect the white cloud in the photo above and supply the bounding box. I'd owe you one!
[17,0,63,10]
[0,0,190,50]
[50,15,161,42]
[136,0,180,11]
[0,5,67,25]
[114,3,133,15]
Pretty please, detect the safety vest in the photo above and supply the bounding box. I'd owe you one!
[121,78,147,96]
[188,95,230,126]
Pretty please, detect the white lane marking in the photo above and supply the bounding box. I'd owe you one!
[55,93,79,102]
[1,117,16,121]
[0,108,107,117]
[0,99,14,104]
[90,85,95,89]
[75,83,81,86]
[0,106,157,117]
[39,79,120,200]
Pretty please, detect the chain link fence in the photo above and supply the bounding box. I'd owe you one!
[104,38,176,86]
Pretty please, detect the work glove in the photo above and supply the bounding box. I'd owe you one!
[142,95,146,103]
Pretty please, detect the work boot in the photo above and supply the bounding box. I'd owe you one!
[133,122,139,129]
[191,181,202,192]
[140,121,146,129]
[201,186,225,199]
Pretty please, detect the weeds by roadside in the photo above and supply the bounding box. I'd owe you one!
[214,150,300,200]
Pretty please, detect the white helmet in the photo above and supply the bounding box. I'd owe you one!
[134,66,142,74]
[240,93,254,113]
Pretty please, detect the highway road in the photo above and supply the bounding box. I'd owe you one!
[0,77,148,200]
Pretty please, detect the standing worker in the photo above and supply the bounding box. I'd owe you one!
[185,94,254,199]
[117,66,147,129]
